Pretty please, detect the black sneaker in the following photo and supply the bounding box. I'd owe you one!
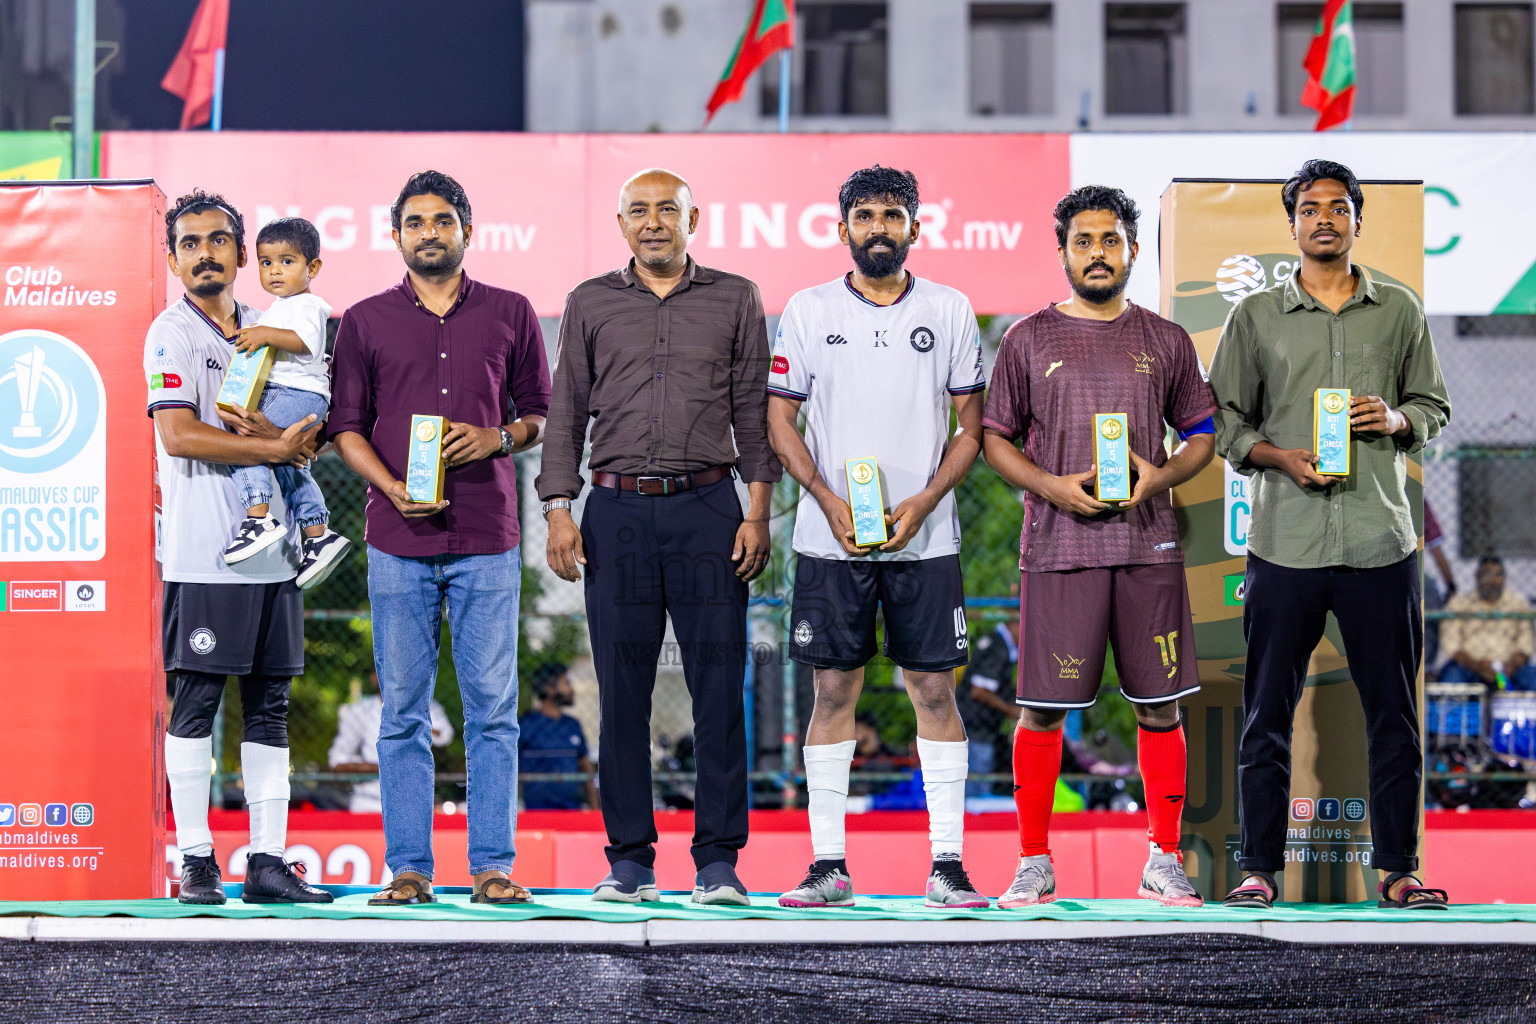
[178,853,226,905]
[295,529,353,590]
[224,515,285,564]
[242,853,335,904]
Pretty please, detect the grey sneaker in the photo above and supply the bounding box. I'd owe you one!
[778,862,855,908]
[692,861,751,906]
[997,854,1056,909]
[591,860,660,903]
[925,859,989,908]
[1138,843,1204,907]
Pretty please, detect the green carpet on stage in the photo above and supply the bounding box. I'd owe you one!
[0,891,1525,924]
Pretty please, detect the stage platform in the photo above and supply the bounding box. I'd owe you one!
[6,892,1536,1022]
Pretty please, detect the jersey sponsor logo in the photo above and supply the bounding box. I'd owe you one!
[189,627,217,655]
[1053,653,1085,679]
[825,334,847,346]
[9,580,61,611]
[205,358,221,371]
[793,620,813,646]
[952,606,968,649]
[150,372,182,390]
[872,330,889,348]
[1045,360,1064,378]
[909,326,935,353]
[1128,351,1155,375]
[771,355,789,375]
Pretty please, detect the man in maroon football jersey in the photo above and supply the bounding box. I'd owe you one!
[982,185,1216,908]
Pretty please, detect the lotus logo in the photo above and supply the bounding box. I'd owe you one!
[1216,255,1267,303]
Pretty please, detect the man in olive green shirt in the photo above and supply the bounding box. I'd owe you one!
[1209,159,1452,911]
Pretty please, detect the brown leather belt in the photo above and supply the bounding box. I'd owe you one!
[591,465,733,496]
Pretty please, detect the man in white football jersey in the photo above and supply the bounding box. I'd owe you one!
[767,165,988,908]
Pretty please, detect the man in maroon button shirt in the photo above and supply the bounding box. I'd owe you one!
[329,170,551,907]
[982,186,1216,910]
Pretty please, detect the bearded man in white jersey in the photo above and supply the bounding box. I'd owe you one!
[767,165,988,908]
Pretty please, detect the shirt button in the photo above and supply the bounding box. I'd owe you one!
[1333,503,1340,510]
[441,388,448,395]
[439,319,445,324]
[656,372,663,379]
[653,417,659,422]
[658,337,666,344]
[441,353,447,359]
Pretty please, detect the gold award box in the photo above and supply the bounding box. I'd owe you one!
[1314,388,1351,476]
[1094,413,1131,503]
[845,457,888,547]
[405,415,447,503]
[215,345,275,413]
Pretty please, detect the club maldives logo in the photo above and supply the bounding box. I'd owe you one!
[0,331,102,474]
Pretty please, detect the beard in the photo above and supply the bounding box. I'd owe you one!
[850,234,910,278]
[190,277,227,297]
[403,241,465,279]
[1068,260,1130,304]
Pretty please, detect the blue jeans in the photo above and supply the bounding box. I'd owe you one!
[230,384,330,528]
[368,544,521,878]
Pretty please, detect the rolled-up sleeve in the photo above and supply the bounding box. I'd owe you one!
[508,296,552,421]
[327,308,373,439]
[1395,303,1451,455]
[731,281,781,484]
[1209,306,1268,474]
[535,290,592,501]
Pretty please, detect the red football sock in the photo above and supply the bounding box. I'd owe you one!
[1012,727,1063,858]
[1138,723,1188,855]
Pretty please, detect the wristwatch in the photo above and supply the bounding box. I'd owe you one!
[498,427,514,455]
[541,499,572,519]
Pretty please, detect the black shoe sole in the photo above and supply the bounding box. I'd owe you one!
[241,893,334,904]
[178,895,227,905]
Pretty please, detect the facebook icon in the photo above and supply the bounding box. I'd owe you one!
[1317,798,1341,821]
[43,803,68,827]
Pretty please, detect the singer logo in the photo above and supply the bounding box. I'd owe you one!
[10,581,61,611]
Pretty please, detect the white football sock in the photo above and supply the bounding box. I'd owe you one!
[165,734,214,858]
[803,740,857,861]
[241,742,291,857]
[917,737,969,859]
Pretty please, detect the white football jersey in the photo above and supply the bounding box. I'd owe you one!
[768,273,985,561]
[145,296,298,584]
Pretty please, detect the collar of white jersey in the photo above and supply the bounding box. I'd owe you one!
[843,271,915,309]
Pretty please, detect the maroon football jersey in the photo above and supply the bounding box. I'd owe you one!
[983,303,1217,571]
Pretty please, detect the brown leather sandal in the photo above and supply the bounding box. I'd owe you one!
[472,876,533,905]
[367,877,436,906]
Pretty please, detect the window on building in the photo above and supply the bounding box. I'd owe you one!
[761,2,888,117]
[1277,4,1404,116]
[1104,4,1188,115]
[1456,4,1535,114]
[969,4,1054,116]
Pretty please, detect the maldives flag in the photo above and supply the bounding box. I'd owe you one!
[1300,0,1355,131]
[161,0,229,130]
[705,0,795,124]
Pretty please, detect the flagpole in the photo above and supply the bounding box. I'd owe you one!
[71,0,95,178]
[777,48,790,133]
[211,47,226,132]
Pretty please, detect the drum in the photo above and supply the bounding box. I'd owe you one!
[1489,692,1536,759]
[1426,682,1483,747]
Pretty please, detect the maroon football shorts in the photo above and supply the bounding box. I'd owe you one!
[1015,562,1200,709]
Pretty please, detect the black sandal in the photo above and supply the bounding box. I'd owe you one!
[1377,872,1449,910]
[1222,871,1277,909]
[471,876,533,905]
[367,876,436,906]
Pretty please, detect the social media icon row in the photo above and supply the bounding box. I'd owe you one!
[1291,797,1366,822]
[0,803,93,827]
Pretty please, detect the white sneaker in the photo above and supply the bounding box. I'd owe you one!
[296,529,353,590]
[224,516,284,564]
[1138,842,1204,907]
[997,854,1056,909]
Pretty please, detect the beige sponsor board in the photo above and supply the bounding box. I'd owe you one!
[1161,179,1425,903]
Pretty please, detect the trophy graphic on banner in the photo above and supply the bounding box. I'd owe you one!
[12,344,45,437]
[216,344,275,414]
[1094,413,1131,503]
[844,457,888,547]
[1314,388,1351,476]
[406,415,447,503]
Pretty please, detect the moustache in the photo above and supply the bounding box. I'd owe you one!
[861,236,899,252]
[1084,262,1113,275]
[192,261,223,276]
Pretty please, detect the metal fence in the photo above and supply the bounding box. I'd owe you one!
[206,312,1536,813]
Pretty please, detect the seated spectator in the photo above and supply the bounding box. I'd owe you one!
[956,615,1021,796]
[1440,557,1536,691]
[517,663,597,810]
[328,671,455,813]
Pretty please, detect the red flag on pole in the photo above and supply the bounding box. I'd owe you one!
[705,0,795,125]
[1300,0,1356,131]
[161,0,230,130]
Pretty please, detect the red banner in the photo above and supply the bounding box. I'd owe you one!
[100,132,1070,317]
[0,182,167,899]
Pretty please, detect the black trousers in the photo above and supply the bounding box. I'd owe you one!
[581,476,749,870]
[1237,553,1422,875]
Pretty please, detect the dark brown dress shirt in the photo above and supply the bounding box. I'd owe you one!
[536,257,781,500]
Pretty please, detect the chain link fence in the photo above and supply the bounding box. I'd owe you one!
[208,311,1531,813]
